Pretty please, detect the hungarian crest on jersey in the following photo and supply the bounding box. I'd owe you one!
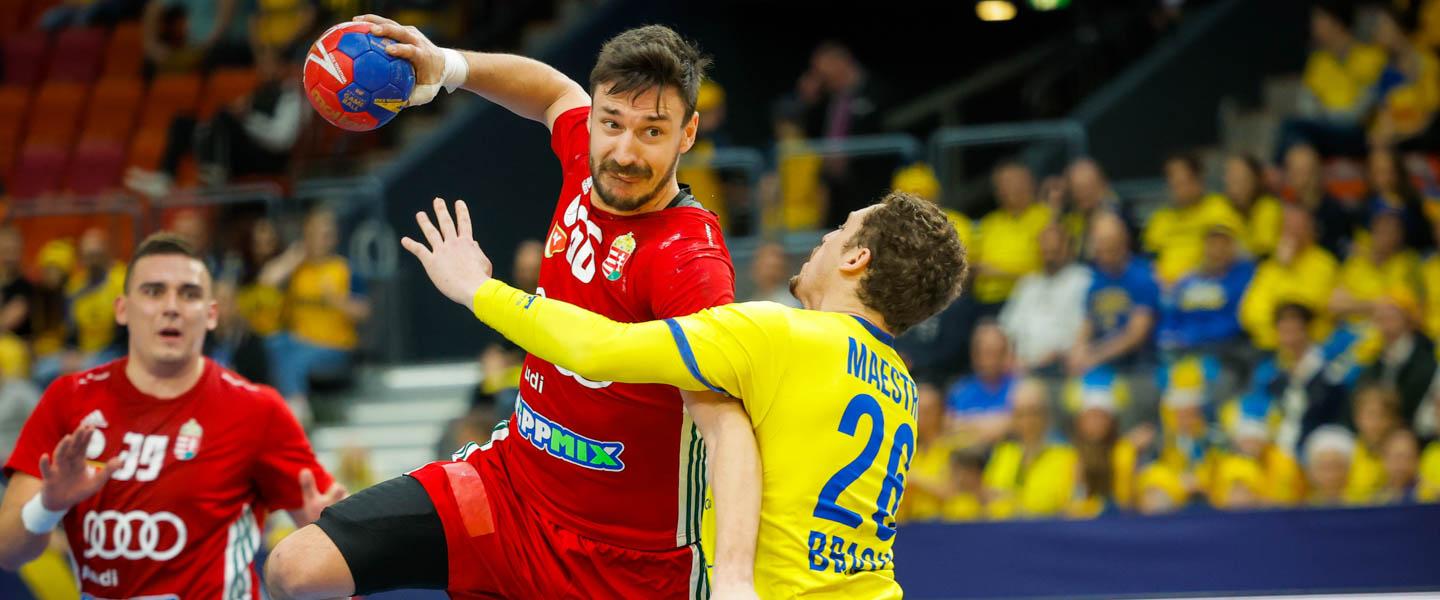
[602,233,636,281]
[174,418,203,461]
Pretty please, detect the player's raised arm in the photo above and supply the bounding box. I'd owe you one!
[354,15,588,129]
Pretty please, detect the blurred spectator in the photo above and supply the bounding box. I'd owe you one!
[40,0,142,30]
[1158,219,1255,356]
[944,450,988,521]
[1347,384,1404,502]
[1058,158,1137,261]
[1275,1,1387,160]
[1303,424,1362,506]
[678,81,742,231]
[794,42,892,226]
[760,99,826,232]
[171,208,222,273]
[1221,394,1304,506]
[1358,289,1435,429]
[1069,214,1158,389]
[982,379,1078,519]
[1377,428,1421,504]
[28,240,76,384]
[223,217,289,383]
[1156,359,1220,498]
[251,0,319,60]
[1285,144,1363,257]
[1222,154,1283,258]
[945,323,1015,447]
[1369,6,1440,153]
[126,48,305,195]
[891,163,972,249]
[1135,463,1189,516]
[142,0,254,71]
[902,383,978,522]
[998,225,1091,375]
[1143,154,1243,287]
[511,239,543,293]
[471,342,522,423]
[0,227,34,379]
[1068,385,1137,515]
[1329,211,1421,326]
[1367,147,1433,251]
[1422,215,1440,341]
[1421,394,1440,501]
[1240,206,1339,350]
[1251,303,1357,454]
[746,242,800,308]
[69,228,127,365]
[1210,456,1267,510]
[266,207,371,421]
[973,162,1052,313]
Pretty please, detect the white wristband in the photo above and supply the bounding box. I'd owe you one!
[21,494,65,535]
[407,48,470,107]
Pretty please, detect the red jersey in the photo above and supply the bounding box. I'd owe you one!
[499,106,734,550]
[4,358,333,599]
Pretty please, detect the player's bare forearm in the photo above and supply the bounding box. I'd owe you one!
[458,52,590,128]
[0,474,53,571]
[683,391,760,594]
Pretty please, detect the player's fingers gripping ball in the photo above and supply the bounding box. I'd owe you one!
[304,22,416,131]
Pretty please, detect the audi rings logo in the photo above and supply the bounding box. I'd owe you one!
[82,510,187,561]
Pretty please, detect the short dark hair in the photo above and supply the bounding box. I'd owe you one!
[124,232,208,291]
[1314,0,1356,30]
[590,25,711,122]
[1165,152,1202,177]
[849,191,968,335]
[1274,302,1315,327]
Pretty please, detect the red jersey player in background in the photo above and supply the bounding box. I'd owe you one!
[268,17,761,600]
[0,234,344,599]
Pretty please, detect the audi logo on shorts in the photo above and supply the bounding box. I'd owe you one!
[82,510,187,561]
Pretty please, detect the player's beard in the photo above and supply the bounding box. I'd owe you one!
[591,154,678,212]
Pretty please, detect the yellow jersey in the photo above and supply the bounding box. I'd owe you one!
[470,280,918,599]
[1419,441,1440,502]
[285,257,358,350]
[1143,193,1244,286]
[972,203,1052,304]
[66,264,127,353]
[1239,244,1339,349]
[981,440,1078,519]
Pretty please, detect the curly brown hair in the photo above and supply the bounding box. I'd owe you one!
[590,25,711,122]
[848,191,969,335]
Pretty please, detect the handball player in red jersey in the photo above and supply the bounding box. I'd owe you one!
[267,16,762,600]
[0,233,343,599]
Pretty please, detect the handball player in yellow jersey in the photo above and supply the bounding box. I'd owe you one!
[402,192,967,598]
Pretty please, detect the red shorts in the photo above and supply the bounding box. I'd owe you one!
[407,439,707,599]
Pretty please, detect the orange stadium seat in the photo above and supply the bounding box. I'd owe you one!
[136,73,201,134]
[83,77,144,142]
[66,138,127,195]
[9,144,68,198]
[126,129,167,170]
[2,31,49,86]
[0,85,30,176]
[47,27,108,83]
[198,68,259,119]
[24,81,90,148]
[102,21,144,79]
[0,2,25,38]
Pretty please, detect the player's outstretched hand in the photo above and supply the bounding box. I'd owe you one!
[353,14,445,92]
[402,198,495,309]
[36,424,122,512]
[291,468,347,527]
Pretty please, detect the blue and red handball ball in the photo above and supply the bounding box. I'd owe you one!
[304,23,416,132]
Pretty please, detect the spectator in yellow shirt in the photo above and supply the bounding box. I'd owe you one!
[1223,154,1284,258]
[1211,455,1268,510]
[972,162,1051,309]
[1276,1,1387,160]
[1144,154,1243,287]
[267,207,371,421]
[1377,428,1423,504]
[1156,359,1220,497]
[1347,384,1404,502]
[1135,463,1190,516]
[1330,210,1422,327]
[1371,7,1440,152]
[760,99,826,232]
[0,228,32,380]
[1240,206,1339,349]
[900,382,961,522]
[982,379,1078,519]
[1420,216,1440,340]
[1420,394,1440,501]
[1304,425,1365,506]
[68,228,127,364]
[1222,394,1305,506]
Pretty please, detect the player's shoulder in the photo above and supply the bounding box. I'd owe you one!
[210,360,286,407]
